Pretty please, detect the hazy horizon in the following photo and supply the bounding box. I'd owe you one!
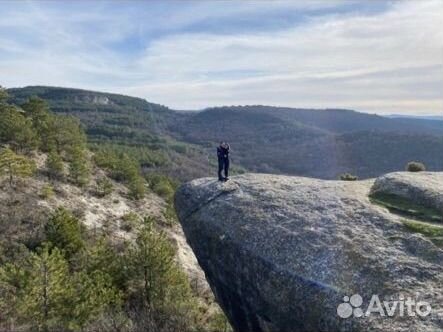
[1,0,442,116]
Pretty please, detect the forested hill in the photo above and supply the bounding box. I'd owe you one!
[7,85,178,139]
[8,86,214,181]
[170,106,443,178]
[7,86,443,180]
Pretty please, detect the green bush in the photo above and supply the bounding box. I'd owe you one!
[120,212,140,232]
[339,173,358,181]
[92,143,168,169]
[39,184,54,199]
[68,147,90,187]
[128,176,146,200]
[0,148,36,187]
[406,161,426,172]
[44,208,86,260]
[169,144,188,154]
[145,173,177,201]
[0,106,38,153]
[94,148,146,200]
[95,177,113,197]
[93,147,119,171]
[0,244,122,331]
[46,150,64,179]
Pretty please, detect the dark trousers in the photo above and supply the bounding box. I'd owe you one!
[218,158,229,180]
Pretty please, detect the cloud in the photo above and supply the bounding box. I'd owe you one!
[0,0,442,115]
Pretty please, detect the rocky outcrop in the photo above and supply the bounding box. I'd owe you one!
[74,94,111,105]
[370,172,443,212]
[175,173,443,332]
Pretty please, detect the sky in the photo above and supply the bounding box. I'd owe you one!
[0,0,442,115]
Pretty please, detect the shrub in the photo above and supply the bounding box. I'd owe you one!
[44,208,86,260]
[128,176,146,200]
[0,148,36,187]
[170,144,187,154]
[68,147,90,187]
[46,150,64,179]
[39,184,54,199]
[95,177,113,197]
[93,147,119,171]
[406,161,426,172]
[145,173,177,202]
[339,173,358,181]
[94,149,146,199]
[120,212,140,232]
[0,106,38,153]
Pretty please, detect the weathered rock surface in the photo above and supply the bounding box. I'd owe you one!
[175,173,443,332]
[370,171,443,212]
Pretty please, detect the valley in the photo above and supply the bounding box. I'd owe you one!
[8,86,443,181]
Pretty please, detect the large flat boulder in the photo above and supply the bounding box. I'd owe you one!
[370,172,443,212]
[175,173,443,332]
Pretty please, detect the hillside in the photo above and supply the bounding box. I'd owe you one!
[0,151,228,331]
[0,91,230,332]
[7,86,443,180]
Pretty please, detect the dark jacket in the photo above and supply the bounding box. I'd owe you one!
[217,145,229,160]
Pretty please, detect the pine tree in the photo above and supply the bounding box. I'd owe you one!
[51,115,87,156]
[0,148,36,187]
[44,208,86,261]
[113,153,139,182]
[18,245,72,332]
[128,176,146,200]
[86,238,127,289]
[126,219,198,330]
[21,96,50,120]
[96,176,113,197]
[128,219,190,309]
[21,97,53,151]
[46,150,64,180]
[0,106,38,152]
[68,147,90,187]
[70,270,122,330]
[0,258,27,330]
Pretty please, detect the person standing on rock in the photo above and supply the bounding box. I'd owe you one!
[217,141,230,181]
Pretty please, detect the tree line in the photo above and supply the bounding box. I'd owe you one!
[0,88,90,187]
[0,87,148,199]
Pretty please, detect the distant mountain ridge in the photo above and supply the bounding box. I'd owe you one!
[386,114,443,121]
[8,85,169,111]
[169,106,443,178]
[7,86,443,180]
[191,105,443,135]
